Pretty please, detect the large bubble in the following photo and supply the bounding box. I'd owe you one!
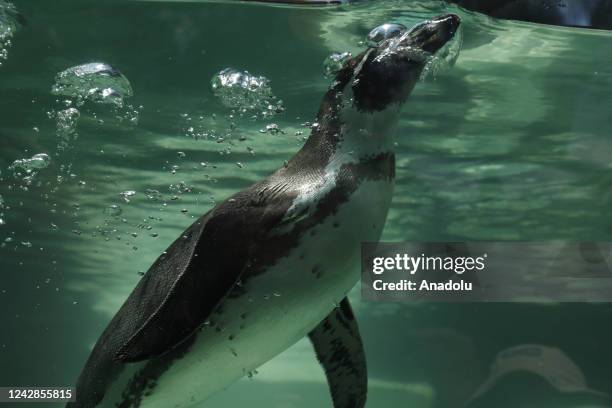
[51,62,133,107]
[366,23,407,48]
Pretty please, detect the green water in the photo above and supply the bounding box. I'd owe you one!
[1,1,612,407]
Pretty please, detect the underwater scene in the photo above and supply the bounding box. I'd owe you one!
[1,0,612,407]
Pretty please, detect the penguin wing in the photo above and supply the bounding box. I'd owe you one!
[309,297,367,408]
[111,185,295,362]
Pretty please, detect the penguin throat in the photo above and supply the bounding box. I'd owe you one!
[335,99,401,161]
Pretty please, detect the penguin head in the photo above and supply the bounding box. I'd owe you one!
[400,14,462,54]
[347,14,461,112]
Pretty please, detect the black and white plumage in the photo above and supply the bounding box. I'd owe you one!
[68,14,461,408]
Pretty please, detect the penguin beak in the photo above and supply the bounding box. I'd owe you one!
[401,13,461,54]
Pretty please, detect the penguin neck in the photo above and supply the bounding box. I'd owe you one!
[287,83,401,174]
[334,101,400,160]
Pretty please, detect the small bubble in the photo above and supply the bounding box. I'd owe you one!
[103,204,122,216]
[119,190,136,203]
[145,189,162,201]
[259,123,284,135]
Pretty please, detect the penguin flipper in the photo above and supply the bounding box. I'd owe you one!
[308,297,367,408]
[112,191,290,362]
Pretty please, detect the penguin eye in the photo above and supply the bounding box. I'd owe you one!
[366,23,407,47]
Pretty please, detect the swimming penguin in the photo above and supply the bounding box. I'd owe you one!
[68,13,461,408]
[239,0,612,30]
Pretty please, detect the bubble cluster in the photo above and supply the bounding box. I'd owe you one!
[8,153,51,183]
[323,52,352,78]
[51,62,133,107]
[210,68,284,117]
[9,153,51,171]
[50,62,139,152]
[119,190,136,203]
[0,1,20,67]
[259,123,284,135]
[55,107,80,151]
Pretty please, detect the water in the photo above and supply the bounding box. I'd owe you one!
[1,0,612,407]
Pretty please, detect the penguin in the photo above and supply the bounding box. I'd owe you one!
[68,13,462,408]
